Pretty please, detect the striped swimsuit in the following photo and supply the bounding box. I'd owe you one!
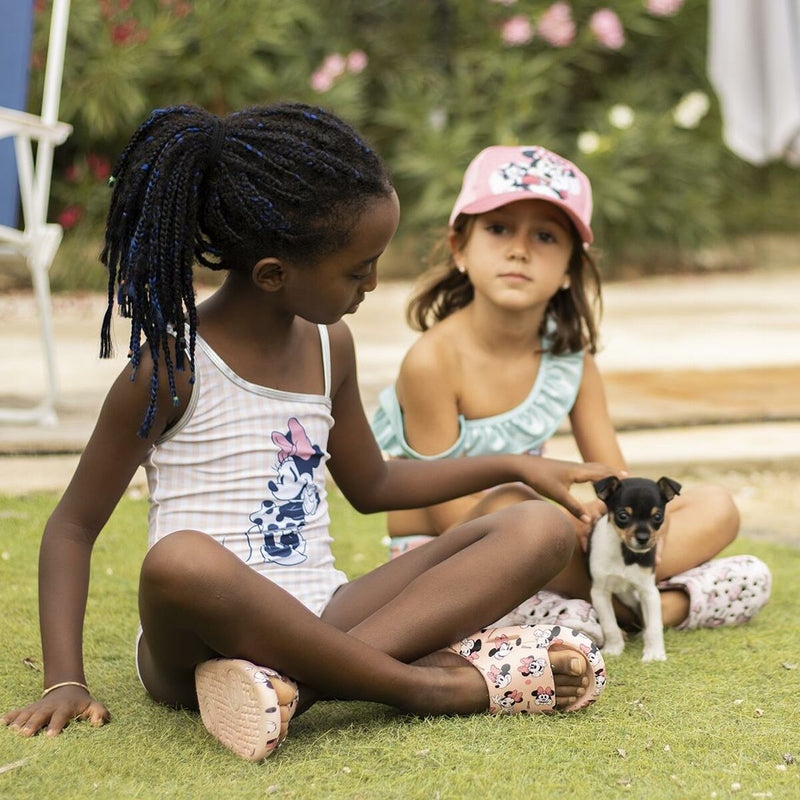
[143,325,348,616]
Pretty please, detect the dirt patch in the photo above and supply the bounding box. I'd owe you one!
[671,464,799,547]
[605,367,800,429]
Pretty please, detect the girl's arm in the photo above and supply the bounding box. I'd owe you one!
[569,353,627,469]
[2,351,191,737]
[327,323,616,521]
[567,353,628,549]
[390,330,482,530]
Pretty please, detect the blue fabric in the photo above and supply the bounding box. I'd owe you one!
[0,1,33,227]
[371,346,584,460]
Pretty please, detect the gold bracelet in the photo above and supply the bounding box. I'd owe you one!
[41,681,89,698]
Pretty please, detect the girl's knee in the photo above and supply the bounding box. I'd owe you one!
[512,500,575,568]
[140,529,218,600]
[477,484,541,515]
[688,485,740,545]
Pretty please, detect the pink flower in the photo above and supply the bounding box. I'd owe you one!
[64,164,81,183]
[501,15,533,46]
[646,0,684,16]
[111,19,137,44]
[57,205,84,230]
[321,53,347,79]
[346,49,368,74]
[590,9,625,50]
[537,2,575,48]
[172,2,192,18]
[86,153,111,181]
[310,69,334,93]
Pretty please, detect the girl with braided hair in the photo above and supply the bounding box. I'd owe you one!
[3,104,618,761]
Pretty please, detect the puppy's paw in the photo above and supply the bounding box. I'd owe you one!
[602,637,625,657]
[642,649,667,662]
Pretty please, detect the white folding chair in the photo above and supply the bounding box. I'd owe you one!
[0,0,71,426]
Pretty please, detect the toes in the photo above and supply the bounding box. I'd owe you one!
[549,648,591,708]
[271,676,297,706]
[550,648,588,677]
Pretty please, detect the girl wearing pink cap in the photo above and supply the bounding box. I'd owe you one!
[372,145,771,641]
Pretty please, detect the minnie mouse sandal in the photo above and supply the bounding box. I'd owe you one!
[657,554,772,630]
[195,658,299,761]
[447,624,606,714]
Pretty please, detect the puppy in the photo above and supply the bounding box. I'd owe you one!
[588,476,681,662]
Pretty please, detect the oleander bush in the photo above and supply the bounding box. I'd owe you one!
[27,0,798,287]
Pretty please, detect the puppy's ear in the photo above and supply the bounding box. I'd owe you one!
[593,476,620,501]
[657,477,682,503]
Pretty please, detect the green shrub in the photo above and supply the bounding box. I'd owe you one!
[29,0,798,287]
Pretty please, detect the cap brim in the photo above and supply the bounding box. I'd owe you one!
[451,191,593,244]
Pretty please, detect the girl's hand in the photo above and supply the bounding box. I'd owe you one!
[575,497,608,552]
[1,686,110,738]
[654,506,674,568]
[523,457,620,525]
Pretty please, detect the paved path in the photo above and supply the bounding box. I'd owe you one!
[1,269,799,520]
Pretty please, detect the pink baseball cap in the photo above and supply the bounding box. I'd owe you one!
[449,145,593,244]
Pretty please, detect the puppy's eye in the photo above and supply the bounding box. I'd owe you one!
[616,511,629,525]
[652,511,664,524]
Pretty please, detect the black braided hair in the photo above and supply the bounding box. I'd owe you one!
[100,103,393,437]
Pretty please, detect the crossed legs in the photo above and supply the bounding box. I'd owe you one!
[393,481,740,630]
[137,499,588,718]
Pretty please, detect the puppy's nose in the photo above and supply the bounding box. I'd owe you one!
[635,529,651,545]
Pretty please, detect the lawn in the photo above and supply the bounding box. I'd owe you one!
[1,489,798,799]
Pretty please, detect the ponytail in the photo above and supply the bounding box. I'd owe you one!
[100,103,392,436]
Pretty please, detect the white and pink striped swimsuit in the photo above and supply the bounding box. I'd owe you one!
[143,325,347,616]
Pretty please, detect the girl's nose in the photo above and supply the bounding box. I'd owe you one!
[507,235,529,261]
[362,266,378,292]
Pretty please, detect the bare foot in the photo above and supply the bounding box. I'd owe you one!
[548,647,590,710]
[615,589,690,631]
[660,589,690,628]
[271,673,299,745]
[408,647,590,714]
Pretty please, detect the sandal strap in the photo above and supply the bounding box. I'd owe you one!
[448,624,606,715]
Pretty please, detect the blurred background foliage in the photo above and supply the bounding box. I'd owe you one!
[24,0,799,289]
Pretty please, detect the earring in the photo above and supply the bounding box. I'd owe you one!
[561,278,571,291]
[456,262,467,274]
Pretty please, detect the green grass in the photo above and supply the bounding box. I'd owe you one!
[1,491,798,799]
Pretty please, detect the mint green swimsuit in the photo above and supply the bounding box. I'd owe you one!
[371,346,584,459]
[371,345,585,555]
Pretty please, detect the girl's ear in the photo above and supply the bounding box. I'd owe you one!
[252,257,286,292]
[447,230,460,255]
[448,231,466,273]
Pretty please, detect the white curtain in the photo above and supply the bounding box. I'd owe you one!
[709,0,800,165]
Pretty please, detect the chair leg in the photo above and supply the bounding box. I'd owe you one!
[30,255,59,426]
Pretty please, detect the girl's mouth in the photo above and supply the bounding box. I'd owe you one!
[498,272,530,282]
[347,296,364,313]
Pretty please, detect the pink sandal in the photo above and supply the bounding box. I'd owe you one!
[447,624,606,715]
[195,659,298,761]
[658,554,772,630]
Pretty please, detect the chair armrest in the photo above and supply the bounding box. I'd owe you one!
[0,107,72,145]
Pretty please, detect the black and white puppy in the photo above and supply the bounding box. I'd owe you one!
[588,476,681,662]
